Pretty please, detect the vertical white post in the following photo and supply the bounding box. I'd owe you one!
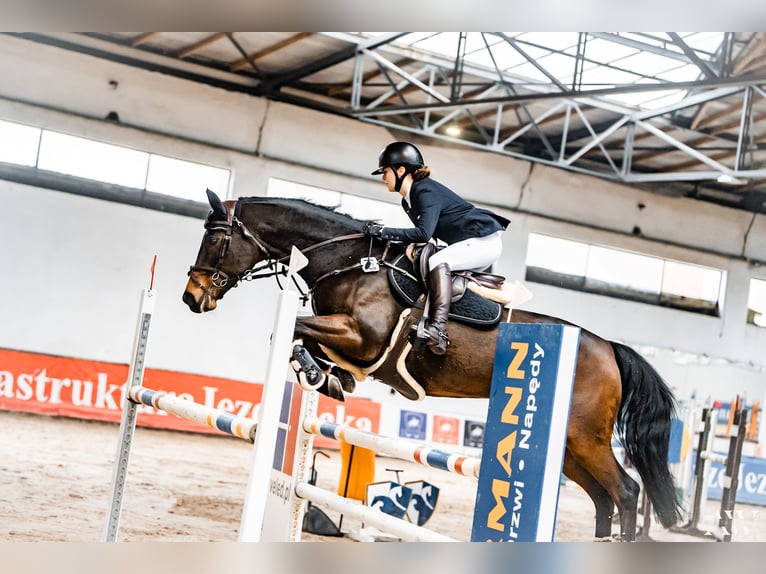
[238,289,299,541]
[759,392,766,454]
[103,288,156,541]
[287,390,319,541]
[239,247,307,541]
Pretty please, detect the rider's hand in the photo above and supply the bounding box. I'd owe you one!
[364,221,384,238]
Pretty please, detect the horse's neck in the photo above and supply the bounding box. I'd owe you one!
[241,202,365,285]
[298,238,368,287]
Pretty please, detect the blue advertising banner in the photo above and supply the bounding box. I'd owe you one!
[471,323,580,542]
[696,453,766,507]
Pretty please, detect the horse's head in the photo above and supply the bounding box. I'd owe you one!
[184,190,382,314]
[182,189,270,313]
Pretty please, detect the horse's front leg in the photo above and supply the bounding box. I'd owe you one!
[290,313,376,399]
[294,313,379,361]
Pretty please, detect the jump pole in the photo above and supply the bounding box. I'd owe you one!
[127,386,258,442]
[302,417,482,478]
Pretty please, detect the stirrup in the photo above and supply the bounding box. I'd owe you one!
[425,327,449,355]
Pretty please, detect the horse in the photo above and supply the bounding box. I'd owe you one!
[182,188,683,541]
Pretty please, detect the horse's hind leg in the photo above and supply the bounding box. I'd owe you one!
[563,450,616,540]
[567,333,641,540]
[612,462,641,540]
[568,441,640,541]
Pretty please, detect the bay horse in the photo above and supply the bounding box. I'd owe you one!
[182,189,682,541]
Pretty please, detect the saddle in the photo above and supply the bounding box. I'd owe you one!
[387,243,506,328]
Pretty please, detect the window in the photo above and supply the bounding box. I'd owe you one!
[146,155,230,201]
[0,118,230,202]
[748,278,766,327]
[525,232,724,315]
[38,131,149,188]
[0,119,40,166]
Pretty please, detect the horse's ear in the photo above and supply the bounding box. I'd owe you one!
[206,188,227,218]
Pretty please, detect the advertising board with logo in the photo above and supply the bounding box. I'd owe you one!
[471,323,580,542]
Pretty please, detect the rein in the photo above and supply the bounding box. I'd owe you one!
[189,200,401,302]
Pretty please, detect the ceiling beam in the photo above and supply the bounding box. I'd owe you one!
[176,33,227,59]
[587,32,706,64]
[255,32,408,95]
[667,32,719,80]
[130,32,157,47]
[352,74,765,116]
[225,33,263,77]
[229,33,312,73]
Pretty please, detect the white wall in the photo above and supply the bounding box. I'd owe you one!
[0,34,764,413]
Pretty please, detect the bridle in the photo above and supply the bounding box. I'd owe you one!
[187,199,390,303]
[187,199,274,293]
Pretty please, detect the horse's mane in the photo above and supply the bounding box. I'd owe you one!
[237,196,365,229]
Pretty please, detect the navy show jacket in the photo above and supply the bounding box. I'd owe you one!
[380,177,510,245]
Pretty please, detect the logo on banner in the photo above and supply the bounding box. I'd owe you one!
[399,410,427,440]
[463,420,486,448]
[366,481,413,519]
[432,415,460,445]
[405,480,440,526]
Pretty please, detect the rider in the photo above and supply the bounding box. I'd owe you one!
[364,141,510,356]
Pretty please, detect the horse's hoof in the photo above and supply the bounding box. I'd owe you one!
[325,375,346,402]
[333,368,356,393]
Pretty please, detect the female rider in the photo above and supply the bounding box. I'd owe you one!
[365,141,510,355]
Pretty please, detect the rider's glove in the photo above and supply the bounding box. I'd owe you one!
[364,221,384,238]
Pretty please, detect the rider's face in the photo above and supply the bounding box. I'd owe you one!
[381,166,404,193]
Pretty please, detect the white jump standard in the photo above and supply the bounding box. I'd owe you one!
[104,249,306,542]
[673,406,748,542]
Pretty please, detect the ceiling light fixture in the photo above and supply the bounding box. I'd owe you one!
[446,125,461,137]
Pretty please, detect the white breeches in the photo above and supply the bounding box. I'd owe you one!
[428,231,504,272]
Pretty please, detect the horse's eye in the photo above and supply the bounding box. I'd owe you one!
[208,236,219,246]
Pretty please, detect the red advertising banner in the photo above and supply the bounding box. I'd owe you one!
[0,347,380,447]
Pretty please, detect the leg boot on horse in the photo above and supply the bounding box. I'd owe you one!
[423,262,451,355]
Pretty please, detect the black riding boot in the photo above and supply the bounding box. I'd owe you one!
[424,263,451,355]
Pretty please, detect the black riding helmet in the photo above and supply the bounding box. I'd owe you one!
[371,141,425,191]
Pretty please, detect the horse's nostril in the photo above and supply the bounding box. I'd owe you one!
[182,290,200,311]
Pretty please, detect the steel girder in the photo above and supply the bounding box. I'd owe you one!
[331,35,766,189]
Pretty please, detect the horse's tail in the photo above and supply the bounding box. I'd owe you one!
[611,341,683,528]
